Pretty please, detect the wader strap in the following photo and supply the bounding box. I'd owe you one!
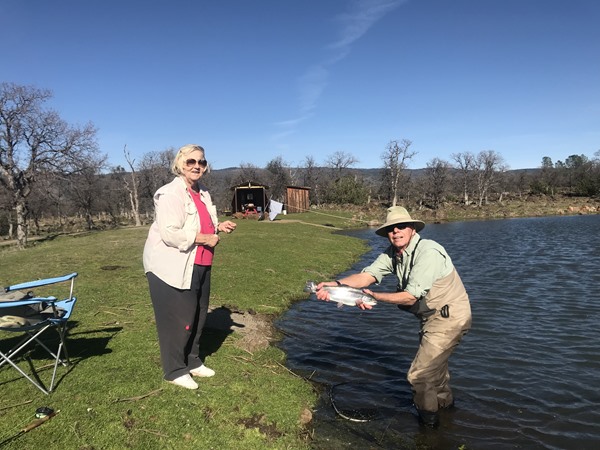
[394,238,435,318]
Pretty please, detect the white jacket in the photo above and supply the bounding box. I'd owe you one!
[143,176,219,289]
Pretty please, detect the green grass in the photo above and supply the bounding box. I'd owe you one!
[0,217,369,449]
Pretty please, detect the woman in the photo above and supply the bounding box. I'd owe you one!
[143,144,236,389]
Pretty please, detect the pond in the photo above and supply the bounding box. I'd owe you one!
[276,214,600,449]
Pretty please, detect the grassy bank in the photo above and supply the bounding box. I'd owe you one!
[0,215,369,449]
[2,201,598,449]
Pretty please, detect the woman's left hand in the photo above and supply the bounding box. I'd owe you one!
[218,221,237,233]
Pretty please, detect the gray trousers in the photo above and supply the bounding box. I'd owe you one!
[147,265,211,381]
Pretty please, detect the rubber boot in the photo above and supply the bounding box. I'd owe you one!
[417,409,439,428]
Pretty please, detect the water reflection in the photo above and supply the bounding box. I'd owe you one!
[277,214,600,449]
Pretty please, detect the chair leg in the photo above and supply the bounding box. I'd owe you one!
[49,342,63,392]
[1,324,71,395]
[49,325,72,392]
[0,351,49,395]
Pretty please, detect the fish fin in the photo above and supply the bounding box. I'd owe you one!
[336,302,344,309]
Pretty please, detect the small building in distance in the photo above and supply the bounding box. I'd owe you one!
[285,186,310,214]
[230,181,269,215]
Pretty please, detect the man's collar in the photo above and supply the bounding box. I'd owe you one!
[395,233,421,255]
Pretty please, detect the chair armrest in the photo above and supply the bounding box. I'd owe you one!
[4,272,78,292]
[0,296,58,308]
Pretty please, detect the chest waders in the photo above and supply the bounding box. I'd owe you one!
[393,240,471,427]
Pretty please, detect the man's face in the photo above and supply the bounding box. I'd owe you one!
[386,223,416,250]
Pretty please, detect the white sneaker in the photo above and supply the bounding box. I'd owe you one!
[168,374,198,389]
[190,364,215,378]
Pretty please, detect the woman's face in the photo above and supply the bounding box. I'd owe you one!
[181,149,207,187]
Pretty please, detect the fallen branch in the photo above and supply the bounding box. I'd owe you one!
[136,428,169,438]
[0,400,33,412]
[275,361,309,380]
[101,321,133,327]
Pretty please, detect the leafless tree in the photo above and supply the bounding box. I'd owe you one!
[381,139,416,206]
[507,170,530,200]
[123,145,142,226]
[424,157,451,210]
[66,154,109,230]
[265,156,292,201]
[301,155,324,205]
[451,151,476,205]
[27,170,62,234]
[537,156,555,194]
[473,150,507,206]
[325,150,358,176]
[235,162,264,186]
[138,147,176,216]
[0,82,99,248]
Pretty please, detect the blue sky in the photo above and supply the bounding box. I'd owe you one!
[2,0,599,171]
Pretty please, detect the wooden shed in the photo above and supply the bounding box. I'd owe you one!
[231,182,269,214]
[285,186,311,213]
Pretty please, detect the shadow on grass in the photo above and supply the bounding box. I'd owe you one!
[199,306,245,359]
[0,322,122,392]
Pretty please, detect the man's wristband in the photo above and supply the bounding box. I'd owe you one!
[335,280,343,286]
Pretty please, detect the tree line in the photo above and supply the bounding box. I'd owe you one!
[2,82,599,249]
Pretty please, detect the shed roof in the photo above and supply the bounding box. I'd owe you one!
[230,181,270,190]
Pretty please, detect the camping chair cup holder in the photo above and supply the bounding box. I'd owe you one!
[0,273,78,394]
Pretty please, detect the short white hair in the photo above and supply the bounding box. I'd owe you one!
[171,144,210,175]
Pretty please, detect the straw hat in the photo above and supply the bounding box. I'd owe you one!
[375,206,425,236]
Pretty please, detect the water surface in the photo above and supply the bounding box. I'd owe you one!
[277,214,600,449]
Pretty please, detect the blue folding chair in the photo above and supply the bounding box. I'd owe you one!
[0,273,78,394]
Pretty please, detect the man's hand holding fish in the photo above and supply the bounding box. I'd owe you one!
[307,277,377,310]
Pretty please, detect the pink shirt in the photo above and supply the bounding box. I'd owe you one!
[189,188,215,266]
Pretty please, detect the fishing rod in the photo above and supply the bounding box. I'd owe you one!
[289,205,375,225]
[0,407,59,446]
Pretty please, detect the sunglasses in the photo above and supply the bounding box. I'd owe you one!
[185,158,208,168]
[386,223,413,233]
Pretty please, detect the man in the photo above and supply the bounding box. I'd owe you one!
[316,206,472,427]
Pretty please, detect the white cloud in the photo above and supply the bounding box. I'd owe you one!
[272,0,405,144]
[330,0,405,50]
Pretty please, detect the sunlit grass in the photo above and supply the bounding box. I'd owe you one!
[0,217,368,449]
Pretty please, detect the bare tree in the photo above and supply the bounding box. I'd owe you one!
[325,150,358,176]
[301,155,324,206]
[381,139,416,206]
[235,162,264,186]
[0,82,99,248]
[27,170,62,234]
[473,150,507,206]
[66,154,109,230]
[138,147,176,216]
[123,145,142,226]
[424,157,450,210]
[265,155,291,201]
[451,151,476,205]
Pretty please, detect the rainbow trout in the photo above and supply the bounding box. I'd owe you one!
[304,281,377,308]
